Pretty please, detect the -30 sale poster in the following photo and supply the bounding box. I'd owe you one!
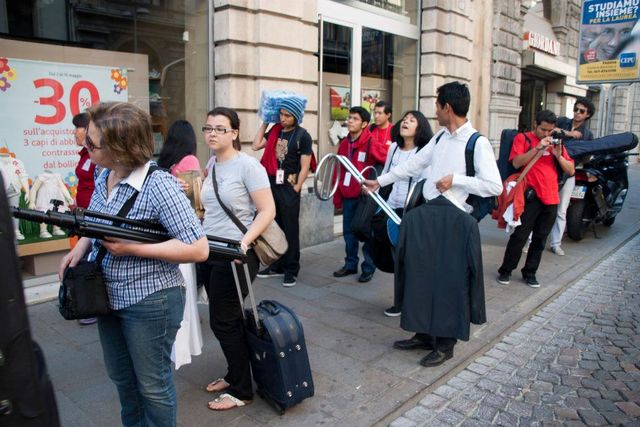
[0,57,128,188]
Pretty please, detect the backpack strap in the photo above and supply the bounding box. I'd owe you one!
[523,132,532,151]
[465,132,481,177]
[95,165,159,265]
[434,129,446,144]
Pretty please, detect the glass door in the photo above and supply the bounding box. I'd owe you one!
[317,0,419,158]
[360,27,417,126]
[320,19,354,156]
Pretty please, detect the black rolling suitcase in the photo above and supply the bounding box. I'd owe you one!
[231,263,314,414]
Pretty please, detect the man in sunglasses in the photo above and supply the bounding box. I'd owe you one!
[549,97,595,256]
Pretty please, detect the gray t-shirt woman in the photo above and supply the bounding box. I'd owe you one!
[201,153,271,241]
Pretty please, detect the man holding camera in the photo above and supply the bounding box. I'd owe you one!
[497,110,575,288]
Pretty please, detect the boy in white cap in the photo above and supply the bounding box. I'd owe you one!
[252,97,313,287]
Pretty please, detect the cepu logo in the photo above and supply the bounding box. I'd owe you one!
[620,53,636,68]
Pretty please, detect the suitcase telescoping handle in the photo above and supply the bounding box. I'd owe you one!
[230,262,261,333]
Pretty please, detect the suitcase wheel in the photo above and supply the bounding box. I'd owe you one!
[257,389,286,415]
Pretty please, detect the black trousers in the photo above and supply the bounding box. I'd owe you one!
[201,250,259,401]
[270,183,301,277]
[499,196,558,277]
[415,333,457,352]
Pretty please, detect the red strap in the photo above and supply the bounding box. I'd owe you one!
[259,123,283,176]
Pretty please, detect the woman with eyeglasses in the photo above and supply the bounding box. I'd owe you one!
[198,107,275,411]
[59,102,209,427]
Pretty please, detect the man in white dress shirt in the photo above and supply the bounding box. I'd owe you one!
[364,81,502,219]
[363,81,502,367]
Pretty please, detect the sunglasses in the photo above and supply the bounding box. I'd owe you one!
[573,107,588,114]
[85,134,103,151]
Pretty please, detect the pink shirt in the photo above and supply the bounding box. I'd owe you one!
[170,155,201,176]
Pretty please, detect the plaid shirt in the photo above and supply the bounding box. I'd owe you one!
[87,161,204,310]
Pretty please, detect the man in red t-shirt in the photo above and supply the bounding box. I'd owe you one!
[368,101,392,170]
[497,110,575,288]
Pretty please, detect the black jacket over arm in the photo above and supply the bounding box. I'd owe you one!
[395,196,486,341]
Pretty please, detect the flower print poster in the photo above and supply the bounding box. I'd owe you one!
[0,57,128,183]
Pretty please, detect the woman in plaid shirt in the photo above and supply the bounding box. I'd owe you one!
[59,102,209,427]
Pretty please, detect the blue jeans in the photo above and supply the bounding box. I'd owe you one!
[342,197,375,274]
[98,286,185,427]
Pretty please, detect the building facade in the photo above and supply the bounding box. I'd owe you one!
[2,0,639,256]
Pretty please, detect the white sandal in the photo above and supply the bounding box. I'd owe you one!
[205,378,229,393]
[207,393,252,411]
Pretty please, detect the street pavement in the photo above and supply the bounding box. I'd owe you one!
[390,230,640,427]
[27,163,640,426]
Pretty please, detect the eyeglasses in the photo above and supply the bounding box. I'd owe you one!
[202,126,235,135]
[574,107,588,114]
[85,134,103,151]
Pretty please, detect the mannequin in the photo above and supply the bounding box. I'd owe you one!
[28,170,74,238]
[0,152,30,240]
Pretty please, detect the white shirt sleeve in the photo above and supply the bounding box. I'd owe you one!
[451,136,503,197]
[378,134,436,187]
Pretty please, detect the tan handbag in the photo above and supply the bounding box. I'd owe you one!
[211,165,288,266]
[252,220,288,266]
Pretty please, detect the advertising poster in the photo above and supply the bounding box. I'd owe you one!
[361,89,383,112]
[577,0,640,83]
[0,57,128,192]
[329,86,350,120]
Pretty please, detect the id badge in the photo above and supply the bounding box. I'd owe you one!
[357,151,366,163]
[81,158,92,171]
[343,172,352,186]
[276,169,285,184]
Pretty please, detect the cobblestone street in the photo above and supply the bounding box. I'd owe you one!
[391,233,640,427]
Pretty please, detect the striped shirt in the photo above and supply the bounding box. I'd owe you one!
[87,161,204,310]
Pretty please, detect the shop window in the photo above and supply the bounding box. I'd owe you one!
[6,1,36,38]
[323,22,352,75]
[519,77,547,132]
[528,0,551,20]
[335,0,418,25]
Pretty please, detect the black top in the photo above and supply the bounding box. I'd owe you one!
[556,116,594,141]
[266,126,313,174]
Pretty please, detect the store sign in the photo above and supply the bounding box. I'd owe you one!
[524,31,560,56]
[577,0,640,83]
[0,57,128,189]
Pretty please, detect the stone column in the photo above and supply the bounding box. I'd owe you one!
[212,0,318,147]
[487,0,523,151]
[419,1,475,125]
[212,1,333,248]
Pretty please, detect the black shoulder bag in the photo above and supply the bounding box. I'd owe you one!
[59,166,157,320]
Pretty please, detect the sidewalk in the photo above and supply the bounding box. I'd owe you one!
[390,228,640,426]
[29,164,640,427]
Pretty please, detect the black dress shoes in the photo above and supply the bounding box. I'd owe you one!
[333,267,357,278]
[419,349,454,367]
[358,271,374,282]
[393,335,434,351]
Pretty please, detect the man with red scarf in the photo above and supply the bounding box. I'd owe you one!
[252,98,313,287]
[333,106,377,283]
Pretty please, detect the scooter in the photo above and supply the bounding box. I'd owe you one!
[566,151,635,241]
